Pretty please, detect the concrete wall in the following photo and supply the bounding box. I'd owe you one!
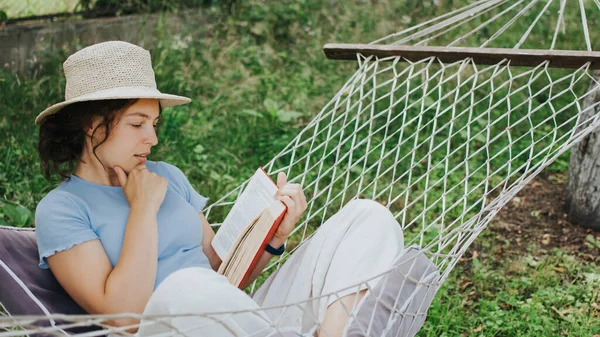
[0,9,212,74]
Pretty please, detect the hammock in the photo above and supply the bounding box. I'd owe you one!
[2,0,600,335]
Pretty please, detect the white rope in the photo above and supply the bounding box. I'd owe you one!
[579,0,592,52]
[415,0,509,48]
[551,0,567,50]
[479,0,543,48]
[514,0,555,49]
[369,0,495,45]
[0,258,69,336]
[447,0,526,47]
[391,0,506,46]
[3,1,600,336]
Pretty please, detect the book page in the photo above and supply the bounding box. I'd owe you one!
[212,168,279,260]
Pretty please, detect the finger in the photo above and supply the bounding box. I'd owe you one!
[281,184,307,208]
[298,191,307,212]
[279,187,306,215]
[133,163,148,171]
[294,194,303,215]
[300,188,308,209]
[277,184,302,196]
[293,188,305,210]
[277,195,295,213]
[129,164,148,177]
[277,190,302,207]
[114,166,127,187]
[277,172,287,189]
[276,186,296,197]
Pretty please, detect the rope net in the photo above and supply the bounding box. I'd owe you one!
[2,0,600,336]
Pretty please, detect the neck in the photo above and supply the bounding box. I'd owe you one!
[74,148,121,187]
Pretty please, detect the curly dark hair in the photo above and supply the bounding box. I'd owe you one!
[37,99,140,182]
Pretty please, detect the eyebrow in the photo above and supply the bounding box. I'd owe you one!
[127,112,160,120]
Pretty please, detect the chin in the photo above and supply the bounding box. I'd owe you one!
[121,157,148,172]
[108,161,137,174]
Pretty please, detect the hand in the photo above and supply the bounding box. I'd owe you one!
[114,163,168,214]
[272,172,307,244]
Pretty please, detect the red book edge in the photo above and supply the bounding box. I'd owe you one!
[236,167,287,288]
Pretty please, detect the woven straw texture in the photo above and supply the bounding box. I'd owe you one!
[35,41,191,125]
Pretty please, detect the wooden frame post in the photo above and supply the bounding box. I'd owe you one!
[324,43,600,69]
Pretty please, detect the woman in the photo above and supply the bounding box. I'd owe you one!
[35,41,405,337]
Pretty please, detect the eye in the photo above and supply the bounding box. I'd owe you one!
[131,124,143,128]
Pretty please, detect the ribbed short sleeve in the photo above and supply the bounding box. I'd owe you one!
[35,190,99,269]
[160,162,209,212]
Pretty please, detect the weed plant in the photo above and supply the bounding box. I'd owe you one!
[1,1,599,335]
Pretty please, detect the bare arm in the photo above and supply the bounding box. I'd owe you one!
[47,207,158,328]
[199,212,222,271]
[47,163,167,328]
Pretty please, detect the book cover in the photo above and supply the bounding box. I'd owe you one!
[215,168,288,288]
[237,203,286,288]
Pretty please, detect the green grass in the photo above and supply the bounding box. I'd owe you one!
[0,0,78,17]
[420,240,600,337]
[1,0,597,221]
[1,0,599,335]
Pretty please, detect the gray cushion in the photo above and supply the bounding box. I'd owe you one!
[345,246,440,337]
[0,226,101,336]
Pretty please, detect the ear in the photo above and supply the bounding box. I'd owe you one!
[85,116,103,138]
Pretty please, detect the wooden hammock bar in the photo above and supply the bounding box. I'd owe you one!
[323,43,600,69]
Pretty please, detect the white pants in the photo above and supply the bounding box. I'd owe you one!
[138,199,405,337]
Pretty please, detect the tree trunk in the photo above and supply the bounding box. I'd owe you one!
[566,71,600,230]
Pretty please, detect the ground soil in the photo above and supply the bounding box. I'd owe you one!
[463,171,600,265]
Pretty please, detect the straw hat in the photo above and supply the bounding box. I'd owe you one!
[35,41,191,125]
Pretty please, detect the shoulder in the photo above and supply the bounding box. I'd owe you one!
[35,186,98,269]
[36,187,86,219]
[35,187,90,237]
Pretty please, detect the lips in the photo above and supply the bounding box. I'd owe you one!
[134,153,149,163]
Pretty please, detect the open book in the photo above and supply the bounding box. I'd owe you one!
[212,167,287,288]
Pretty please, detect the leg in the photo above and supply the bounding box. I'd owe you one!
[343,248,441,337]
[317,199,404,337]
[253,199,405,336]
[319,289,367,337]
[139,267,275,337]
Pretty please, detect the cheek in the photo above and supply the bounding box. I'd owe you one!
[96,143,138,171]
[94,130,136,160]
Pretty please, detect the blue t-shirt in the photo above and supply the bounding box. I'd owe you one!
[35,161,212,290]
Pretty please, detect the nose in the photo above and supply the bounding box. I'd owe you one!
[146,126,158,146]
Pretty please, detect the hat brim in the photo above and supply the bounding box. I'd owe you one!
[35,86,192,125]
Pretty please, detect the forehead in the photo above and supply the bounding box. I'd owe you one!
[122,99,160,119]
